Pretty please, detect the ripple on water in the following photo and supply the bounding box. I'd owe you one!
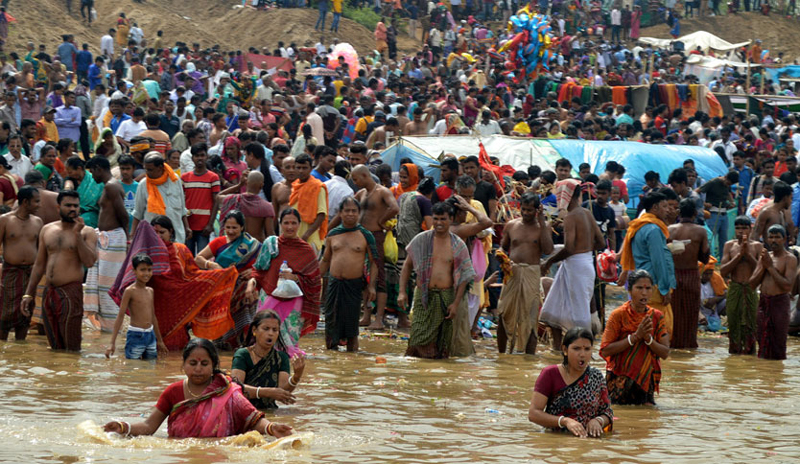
[2,326,800,462]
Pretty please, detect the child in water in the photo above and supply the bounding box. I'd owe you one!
[106,253,168,359]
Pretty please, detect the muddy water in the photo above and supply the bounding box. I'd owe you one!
[2,319,800,463]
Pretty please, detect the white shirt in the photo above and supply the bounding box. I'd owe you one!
[115,119,147,141]
[474,119,501,137]
[179,148,195,174]
[429,118,448,136]
[130,27,144,44]
[325,175,354,219]
[4,153,33,178]
[255,84,274,104]
[315,42,327,55]
[269,164,284,184]
[306,112,325,145]
[611,9,621,26]
[93,93,109,119]
[101,34,114,57]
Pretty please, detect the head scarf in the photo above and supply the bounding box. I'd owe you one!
[223,136,241,161]
[74,84,88,97]
[699,256,727,296]
[555,178,580,217]
[94,127,123,167]
[391,163,420,199]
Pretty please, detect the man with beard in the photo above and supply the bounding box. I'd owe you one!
[749,224,796,360]
[22,190,97,351]
[0,186,42,341]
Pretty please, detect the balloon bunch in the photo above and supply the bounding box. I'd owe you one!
[494,12,555,82]
[327,43,360,80]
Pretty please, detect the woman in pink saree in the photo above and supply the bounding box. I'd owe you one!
[104,338,294,439]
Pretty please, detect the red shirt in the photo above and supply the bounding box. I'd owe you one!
[436,184,454,202]
[533,365,568,398]
[155,380,186,415]
[182,170,221,231]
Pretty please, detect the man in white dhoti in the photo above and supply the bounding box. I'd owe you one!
[540,179,605,348]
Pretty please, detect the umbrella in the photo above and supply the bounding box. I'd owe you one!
[301,67,338,77]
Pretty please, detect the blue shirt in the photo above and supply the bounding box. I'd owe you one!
[88,64,102,90]
[631,223,676,295]
[76,50,93,72]
[733,165,754,204]
[311,169,331,182]
[57,42,78,71]
[54,105,82,141]
[792,183,800,229]
[109,113,131,134]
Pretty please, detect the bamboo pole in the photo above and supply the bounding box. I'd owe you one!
[745,53,751,115]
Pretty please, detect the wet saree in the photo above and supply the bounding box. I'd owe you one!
[214,233,261,349]
[167,374,264,438]
[601,301,668,405]
[76,172,103,228]
[544,367,614,431]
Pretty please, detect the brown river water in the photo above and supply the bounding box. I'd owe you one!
[2,305,800,463]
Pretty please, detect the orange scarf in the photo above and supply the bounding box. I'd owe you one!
[619,212,669,271]
[146,164,179,215]
[391,163,419,199]
[699,256,727,296]
[290,176,328,238]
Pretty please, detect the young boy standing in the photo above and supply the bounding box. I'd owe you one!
[181,142,220,254]
[117,155,139,236]
[106,253,168,359]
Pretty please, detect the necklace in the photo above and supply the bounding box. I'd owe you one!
[250,345,269,359]
[184,379,204,398]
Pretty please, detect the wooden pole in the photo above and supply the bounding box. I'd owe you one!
[647,52,654,84]
[760,66,766,95]
[745,54,751,115]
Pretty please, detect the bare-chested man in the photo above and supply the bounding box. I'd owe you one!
[404,107,428,135]
[540,179,604,348]
[24,171,60,224]
[721,216,763,355]
[751,180,795,244]
[84,156,129,331]
[0,186,42,340]
[320,197,379,352]
[749,224,797,360]
[448,194,493,357]
[271,154,296,229]
[347,164,399,329]
[219,171,275,242]
[399,202,476,359]
[497,193,553,354]
[22,190,97,351]
[668,198,710,349]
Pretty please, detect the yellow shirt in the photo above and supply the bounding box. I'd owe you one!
[292,187,327,252]
[333,0,343,13]
[354,115,374,136]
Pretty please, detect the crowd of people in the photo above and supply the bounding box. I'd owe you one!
[0,0,799,441]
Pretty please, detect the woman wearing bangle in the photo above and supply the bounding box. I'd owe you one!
[600,269,671,405]
[103,338,293,438]
[528,327,613,438]
[231,310,306,410]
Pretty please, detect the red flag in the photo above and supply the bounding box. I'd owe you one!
[478,141,515,190]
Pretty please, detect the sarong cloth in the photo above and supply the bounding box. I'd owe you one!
[542,366,614,430]
[0,263,33,332]
[109,222,238,350]
[450,296,474,357]
[84,227,127,332]
[167,374,264,438]
[324,277,365,346]
[757,293,790,360]
[404,230,475,359]
[0,263,32,332]
[727,281,757,355]
[42,281,84,351]
[670,268,700,349]
[539,251,593,331]
[601,301,668,405]
[497,263,541,353]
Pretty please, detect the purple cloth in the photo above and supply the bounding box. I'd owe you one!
[108,222,171,305]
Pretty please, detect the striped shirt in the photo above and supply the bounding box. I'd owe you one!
[182,170,220,231]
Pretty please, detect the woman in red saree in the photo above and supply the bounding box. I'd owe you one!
[529,327,614,438]
[110,217,239,350]
[600,270,671,405]
[246,208,321,356]
[104,338,293,438]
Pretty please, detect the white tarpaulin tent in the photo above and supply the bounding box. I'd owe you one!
[683,54,759,83]
[639,31,751,53]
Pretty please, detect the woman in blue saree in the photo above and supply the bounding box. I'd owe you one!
[196,210,261,349]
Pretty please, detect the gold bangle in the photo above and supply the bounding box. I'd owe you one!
[267,422,275,436]
[22,294,33,299]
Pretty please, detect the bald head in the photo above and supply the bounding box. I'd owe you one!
[247,170,264,193]
[351,164,374,189]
